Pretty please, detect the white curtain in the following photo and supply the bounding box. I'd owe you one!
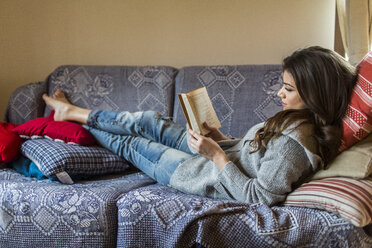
[336,0,371,65]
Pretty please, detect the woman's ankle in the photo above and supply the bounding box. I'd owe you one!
[68,107,91,125]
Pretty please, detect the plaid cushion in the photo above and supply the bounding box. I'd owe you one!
[21,139,130,184]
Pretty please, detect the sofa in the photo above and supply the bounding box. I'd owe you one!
[1,62,372,247]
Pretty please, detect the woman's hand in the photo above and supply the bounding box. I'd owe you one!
[188,129,230,170]
[203,122,231,142]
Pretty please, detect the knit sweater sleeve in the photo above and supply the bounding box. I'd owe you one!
[215,136,313,206]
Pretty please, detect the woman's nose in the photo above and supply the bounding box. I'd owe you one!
[277,88,284,98]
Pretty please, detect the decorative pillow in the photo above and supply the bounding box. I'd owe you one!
[283,177,372,227]
[340,52,372,151]
[0,122,23,164]
[12,111,95,145]
[311,133,372,179]
[21,139,130,184]
[8,155,51,180]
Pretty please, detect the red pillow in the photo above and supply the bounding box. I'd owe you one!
[341,52,372,151]
[12,111,96,146]
[0,122,23,164]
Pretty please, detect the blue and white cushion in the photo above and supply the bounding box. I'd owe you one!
[21,139,130,184]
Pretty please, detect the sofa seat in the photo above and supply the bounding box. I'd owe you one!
[115,183,372,247]
[0,168,154,247]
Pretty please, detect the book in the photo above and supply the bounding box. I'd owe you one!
[178,87,221,135]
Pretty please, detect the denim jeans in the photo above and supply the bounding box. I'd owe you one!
[85,110,195,185]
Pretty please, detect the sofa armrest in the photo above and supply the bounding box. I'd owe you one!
[4,81,47,124]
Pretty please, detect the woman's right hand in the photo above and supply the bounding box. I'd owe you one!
[203,122,231,142]
[188,129,230,170]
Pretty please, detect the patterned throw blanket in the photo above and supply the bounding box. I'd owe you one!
[1,168,371,248]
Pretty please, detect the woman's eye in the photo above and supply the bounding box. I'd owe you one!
[285,88,294,92]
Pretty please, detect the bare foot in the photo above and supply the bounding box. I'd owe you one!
[42,89,72,121]
[42,89,91,124]
[52,89,70,104]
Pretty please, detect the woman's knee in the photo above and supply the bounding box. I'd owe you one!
[141,111,173,129]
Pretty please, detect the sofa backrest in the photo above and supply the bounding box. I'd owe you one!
[5,81,47,125]
[173,65,283,137]
[5,64,283,138]
[44,65,178,117]
[5,65,178,124]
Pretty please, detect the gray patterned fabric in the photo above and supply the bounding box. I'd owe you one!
[45,65,177,117]
[2,64,372,247]
[116,184,372,248]
[4,81,47,124]
[0,169,155,248]
[173,65,283,137]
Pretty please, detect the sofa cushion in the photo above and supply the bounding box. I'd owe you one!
[7,155,51,180]
[284,177,372,227]
[340,52,372,151]
[4,81,47,124]
[12,111,96,146]
[20,139,131,184]
[173,65,283,138]
[311,133,372,179]
[0,122,23,164]
[116,183,370,247]
[45,65,177,117]
[0,169,154,247]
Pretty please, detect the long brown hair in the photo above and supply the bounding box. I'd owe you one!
[250,46,357,165]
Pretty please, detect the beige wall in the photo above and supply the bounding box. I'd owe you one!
[0,0,336,121]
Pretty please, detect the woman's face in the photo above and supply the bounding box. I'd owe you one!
[277,70,306,110]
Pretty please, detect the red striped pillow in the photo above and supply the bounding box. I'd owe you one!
[283,177,372,227]
[340,52,372,151]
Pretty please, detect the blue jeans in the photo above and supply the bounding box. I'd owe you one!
[85,110,195,185]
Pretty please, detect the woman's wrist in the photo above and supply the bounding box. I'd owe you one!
[216,135,231,142]
[213,151,230,170]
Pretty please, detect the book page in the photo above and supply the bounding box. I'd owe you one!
[178,93,200,133]
[187,87,221,135]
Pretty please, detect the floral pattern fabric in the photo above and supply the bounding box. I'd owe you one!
[1,168,371,247]
[0,168,154,247]
[116,184,372,248]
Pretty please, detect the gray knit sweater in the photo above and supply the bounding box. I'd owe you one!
[169,122,323,206]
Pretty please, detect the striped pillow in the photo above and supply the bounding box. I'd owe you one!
[283,177,372,227]
[340,51,372,151]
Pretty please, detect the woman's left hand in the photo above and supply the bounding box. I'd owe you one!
[187,129,230,170]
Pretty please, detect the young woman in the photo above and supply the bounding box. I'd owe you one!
[42,46,357,206]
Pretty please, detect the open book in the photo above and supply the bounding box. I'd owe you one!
[178,87,221,135]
